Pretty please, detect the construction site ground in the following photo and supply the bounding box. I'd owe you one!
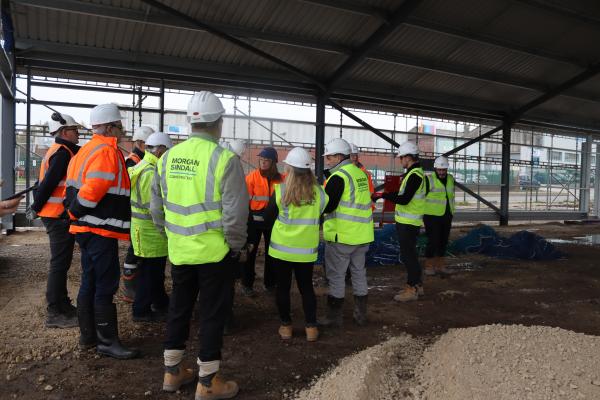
[1,222,599,400]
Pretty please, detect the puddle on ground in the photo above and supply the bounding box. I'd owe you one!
[547,234,600,246]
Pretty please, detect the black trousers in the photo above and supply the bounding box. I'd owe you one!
[396,223,422,286]
[41,217,75,313]
[424,212,453,258]
[242,220,276,289]
[75,232,120,308]
[124,243,139,266]
[132,256,169,317]
[164,257,235,362]
[274,259,317,325]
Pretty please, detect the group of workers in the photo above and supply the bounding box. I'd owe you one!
[19,89,455,400]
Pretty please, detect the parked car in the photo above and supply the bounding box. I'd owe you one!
[466,175,488,185]
[519,175,541,190]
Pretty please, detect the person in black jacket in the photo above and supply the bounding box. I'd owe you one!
[29,112,81,328]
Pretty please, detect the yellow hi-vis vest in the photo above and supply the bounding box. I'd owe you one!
[323,161,374,245]
[395,167,426,226]
[424,173,455,216]
[129,151,167,258]
[268,183,328,263]
[157,137,235,265]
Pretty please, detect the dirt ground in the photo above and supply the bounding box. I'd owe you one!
[1,222,600,400]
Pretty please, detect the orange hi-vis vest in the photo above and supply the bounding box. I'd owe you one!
[37,143,74,218]
[126,151,142,165]
[65,134,131,240]
[246,169,284,211]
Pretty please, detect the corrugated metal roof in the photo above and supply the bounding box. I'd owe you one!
[11,0,600,131]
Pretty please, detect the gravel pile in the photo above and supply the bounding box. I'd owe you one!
[294,325,600,400]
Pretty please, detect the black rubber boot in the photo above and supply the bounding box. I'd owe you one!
[95,303,140,359]
[318,296,344,328]
[77,304,97,349]
[352,295,368,326]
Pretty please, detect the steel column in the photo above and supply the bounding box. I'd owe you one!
[594,141,600,217]
[579,135,592,213]
[25,68,31,212]
[500,123,511,225]
[315,95,326,183]
[0,70,15,230]
[159,79,165,131]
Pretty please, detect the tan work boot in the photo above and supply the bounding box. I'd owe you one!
[305,326,319,342]
[278,325,292,340]
[163,364,196,392]
[423,258,436,276]
[393,285,419,302]
[195,374,239,400]
[434,257,449,274]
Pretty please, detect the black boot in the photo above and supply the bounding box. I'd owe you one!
[77,304,97,349]
[46,307,78,329]
[318,296,344,328]
[95,303,140,359]
[353,295,368,326]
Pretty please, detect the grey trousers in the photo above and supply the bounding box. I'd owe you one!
[324,241,369,299]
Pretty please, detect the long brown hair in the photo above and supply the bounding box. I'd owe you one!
[282,165,317,207]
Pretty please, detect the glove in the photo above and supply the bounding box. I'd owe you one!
[26,206,38,221]
[371,192,383,202]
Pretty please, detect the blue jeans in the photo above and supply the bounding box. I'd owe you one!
[75,232,120,308]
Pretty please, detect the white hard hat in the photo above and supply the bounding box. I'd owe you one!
[48,113,82,135]
[90,103,124,126]
[350,143,359,154]
[145,132,173,148]
[187,91,226,123]
[284,147,313,169]
[434,156,449,169]
[132,125,155,142]
[323,138,351,156]
[396,141,419,157]
[228,139,246,157]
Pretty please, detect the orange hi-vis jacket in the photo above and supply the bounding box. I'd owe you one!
[65,134,131,240]
[126,151,142,165]
[37,143,75,218]
[360,165,375,194]
[246,169,284,211]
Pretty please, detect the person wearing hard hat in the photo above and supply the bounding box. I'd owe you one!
[121,124,155,303]
[349,143,375,196]
[28,112,82,329]
[372,141,428,302]
[128,132,173,322]
[320,138,374,328]
[150,91,247,398]
[65,103,139,360]
[262,147,327,342]
[423,156,455,276]
[243,146,283,296]
[221,139,246,159]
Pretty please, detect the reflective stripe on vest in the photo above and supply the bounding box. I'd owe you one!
[38,143,74,218]
[394,167,426,226]
[268,183,327,263]
[158,137,234,265]
[424,173,455,216]
[323,162,374,245]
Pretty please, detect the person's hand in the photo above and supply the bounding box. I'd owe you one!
[0,196,23,216]
[371,192,383,202]
[238,243,255,264]
[26,206,38,221]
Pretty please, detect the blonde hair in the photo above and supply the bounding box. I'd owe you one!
[282,165,317,207]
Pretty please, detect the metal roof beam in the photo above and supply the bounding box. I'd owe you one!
[326,0,424,89]
[13,0,351,55]
[513,0,600,30]
[296,0,388,21]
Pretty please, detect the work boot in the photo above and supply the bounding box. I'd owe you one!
[77,304,97,349]
[132,311,166,323]
[120,264,138,303]
[46,308,78,329]
[393,285,419,302]
[60,300,77,318]
[195,374,239,400]
[278,324,293,340]
[240,286,255,297]
[423,258,436,276]
[318,296,344,328]
[352,295,368,326]
[163,363,196,392]
[95,303,140,359]
[434,257,449,274]
[305,326,319,342]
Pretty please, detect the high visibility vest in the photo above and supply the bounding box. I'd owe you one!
[394,167,426,227]
[424,173,455,216]
[65,134,131,240]
[37,143,74,218]
[126,151,142,166]
[323,162,374,245]
[268,184,328,263]
[129,152,167,258]
[245,169,283,211]
[157,137,235,265]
